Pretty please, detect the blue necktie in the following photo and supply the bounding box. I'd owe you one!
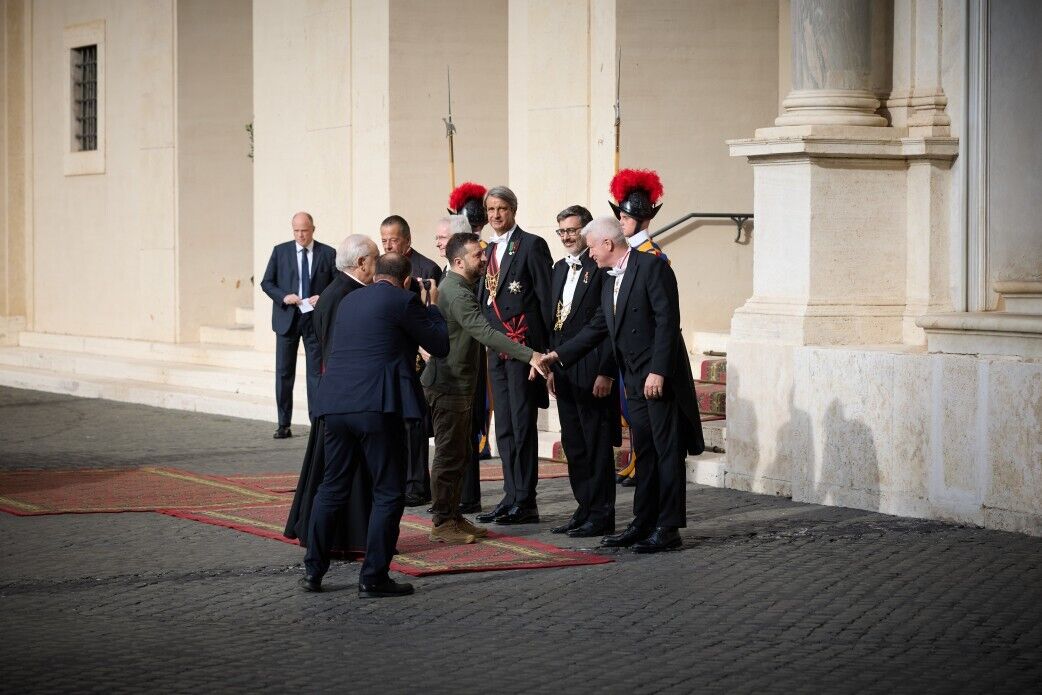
[301,248,311,298]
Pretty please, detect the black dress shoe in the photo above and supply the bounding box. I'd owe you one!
[273,426,292,439]
[494,505,540,525]
[600,523,650,548]
[298,575,322,592]
[567,520,614,538]
[550,516,583,534]
[403,493,431,508]
[358,579,414,598]
[620,476,637,487]
[458,501,482,515]
[632,527,682,553]
[476,507,508,523]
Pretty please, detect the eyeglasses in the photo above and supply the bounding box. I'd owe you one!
[555,228,583,238]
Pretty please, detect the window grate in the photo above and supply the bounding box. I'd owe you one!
[72,45,98,151]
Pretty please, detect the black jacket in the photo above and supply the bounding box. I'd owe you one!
[260,240,336,335]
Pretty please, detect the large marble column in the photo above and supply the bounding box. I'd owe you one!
[775,0,888,127]
[724,0,957,500]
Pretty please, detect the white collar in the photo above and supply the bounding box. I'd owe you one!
[565,247,588,267]
[344,270,369,286]
[296,241,315,253]
[626,230,650,248]
[606,249,632,278]
[488,224,517,245]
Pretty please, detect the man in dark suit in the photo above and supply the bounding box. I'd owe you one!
[301,252,449,598]
[380,215,441,508]
[544,216,704,553]
[545,206,621,538]
[260,212,336,438]
[475,186,554,526]
[313,235,379,368]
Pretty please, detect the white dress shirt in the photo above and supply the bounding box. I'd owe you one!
[296,241,315,297]
[488,225,517,266]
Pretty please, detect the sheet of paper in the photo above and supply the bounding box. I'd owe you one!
[298,298,314,314]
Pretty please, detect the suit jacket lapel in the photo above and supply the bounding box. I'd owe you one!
[567,254,595,318]
[603,278,617,340]
[494,229,520,297]
[551,261,568,305]
[614,254,638,321]
[288,244,300,291]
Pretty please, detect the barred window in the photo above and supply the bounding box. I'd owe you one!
[72,45,98,151]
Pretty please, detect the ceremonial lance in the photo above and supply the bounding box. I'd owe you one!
[443,66,457,191]
[614,47,622,174]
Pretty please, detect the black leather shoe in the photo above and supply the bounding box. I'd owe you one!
[632,527,682,553]
[358,579,414,598]
[476,506,509,523]
[494,505,540,525]
[298,575,322,592]
[458,501,482,514]
[567,520,614,538]
[550,516,583,534]
[600,523,650,548]
[273,426,292,439]
[403,493,431,508]
[620,476,637,487]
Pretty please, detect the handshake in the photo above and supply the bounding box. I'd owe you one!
[527,351,559,381]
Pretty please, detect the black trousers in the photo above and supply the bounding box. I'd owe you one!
[304,411,406,585]
[274,313,321,427]
[556,371,616,527]
[487,350,540,510]
[624,395,687,529]
[404,418,431,498]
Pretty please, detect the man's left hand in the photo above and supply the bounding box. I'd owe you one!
[644,373,665,400]
[592,375,613,398]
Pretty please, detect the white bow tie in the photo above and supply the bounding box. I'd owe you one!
[566,254,583,270]
[606,267,626,278]
[488,231,510,244]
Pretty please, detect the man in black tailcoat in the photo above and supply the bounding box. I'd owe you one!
[545,205,621,538]
[544,216,704,553]
[475,186,554,526]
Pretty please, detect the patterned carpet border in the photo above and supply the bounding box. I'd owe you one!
[0,467,284,516]
[160,505,612,577]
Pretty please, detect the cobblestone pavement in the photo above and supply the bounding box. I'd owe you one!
[1,386,1041,694]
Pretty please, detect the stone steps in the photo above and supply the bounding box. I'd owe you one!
[198,324,254,347]
[0,332,310,425]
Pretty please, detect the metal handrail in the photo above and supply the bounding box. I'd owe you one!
[650,212,753,243]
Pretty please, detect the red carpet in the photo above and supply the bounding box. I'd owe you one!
[225,473,298,494]
[0,467,283,516]
[227,463,570,493]
[161,505,611,577]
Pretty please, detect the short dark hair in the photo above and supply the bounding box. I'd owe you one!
[380,215,411,241]
[446,232,480,264]
[556,205,593,228]
[375,252,412,283]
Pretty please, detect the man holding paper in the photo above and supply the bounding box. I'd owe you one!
[260,211,336,439]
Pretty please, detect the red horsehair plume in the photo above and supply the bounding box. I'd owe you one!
[610,169,664,204]
[448,182,488,213]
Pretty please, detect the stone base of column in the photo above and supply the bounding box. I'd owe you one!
[775,89,888,127]
[0,316,26,346]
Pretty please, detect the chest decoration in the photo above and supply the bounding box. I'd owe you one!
[485,268,499,302]
[508,241,518,256]
[508,280,522,294]
[554,300,570,332]
[583,271,590,284]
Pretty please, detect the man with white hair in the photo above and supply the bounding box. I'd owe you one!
[543,216,704,553]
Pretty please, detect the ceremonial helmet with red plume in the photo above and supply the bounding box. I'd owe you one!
[448,182,489,229]
[609,168,664,222]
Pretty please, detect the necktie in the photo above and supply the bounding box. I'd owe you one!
[301,248,311,298]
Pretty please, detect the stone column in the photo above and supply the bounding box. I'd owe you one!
[775,0,888,127]
[724,0,957,500]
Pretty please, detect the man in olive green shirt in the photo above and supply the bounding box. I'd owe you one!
[421,232,546,543]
